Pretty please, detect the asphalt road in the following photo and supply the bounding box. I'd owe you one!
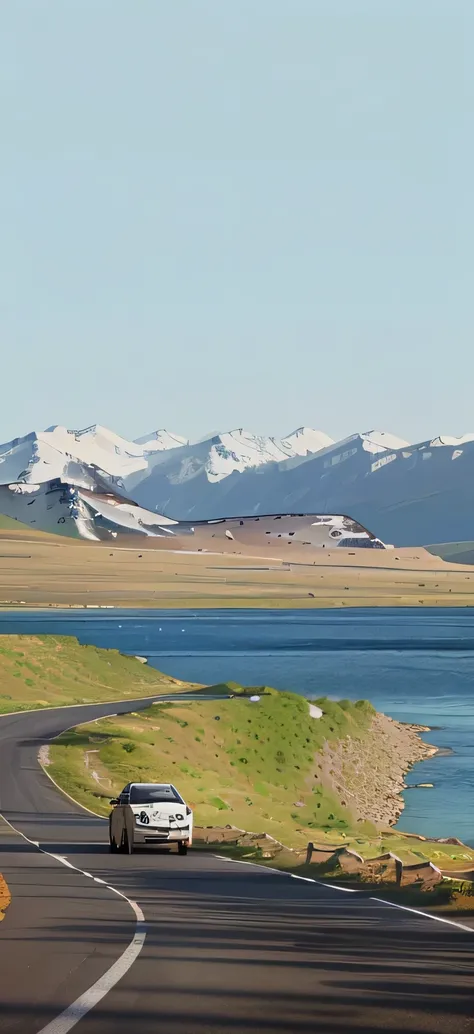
[0,697,473,1034]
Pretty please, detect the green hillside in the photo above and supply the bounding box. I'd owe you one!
[49,692,376,844]
[0,515,28,530]
[0,635,190,713]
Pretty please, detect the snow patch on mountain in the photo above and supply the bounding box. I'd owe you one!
[169,427,335,485]
[430,434,474,447]
[360,430,410,453]
[134,429,188,451]
[282,426,335,455]
[0,425,149,486]
[205,428,327,483]
[0,423,335,494]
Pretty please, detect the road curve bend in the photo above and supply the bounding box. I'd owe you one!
[0,697,473,1034]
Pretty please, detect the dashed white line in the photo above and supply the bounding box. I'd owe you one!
[0,813,147,1033]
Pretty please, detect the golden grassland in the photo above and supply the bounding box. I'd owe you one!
[1,527,474,608]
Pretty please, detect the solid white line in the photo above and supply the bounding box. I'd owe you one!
[39,761,108,820]
[371,896,474,934]
[212,853,356,890]
[290,873,357,893]
[35,706,129,820]
[212,854,282,875]
[36,904,146,1034]
[212,855,473,929]
[0,692,178,719]
[0,813,147,1032]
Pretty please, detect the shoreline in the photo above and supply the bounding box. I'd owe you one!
[2,599,474,611]
[0,627,469,858]
[320,712,438,830]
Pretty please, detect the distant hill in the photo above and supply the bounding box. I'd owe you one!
[0,514,29,531]
[129,429,474,547]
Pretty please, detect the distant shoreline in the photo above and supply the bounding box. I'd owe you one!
[2,600,474,611]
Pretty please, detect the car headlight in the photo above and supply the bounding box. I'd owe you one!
[175,813,184,821]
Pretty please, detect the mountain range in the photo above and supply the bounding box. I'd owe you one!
[0,422,473,548]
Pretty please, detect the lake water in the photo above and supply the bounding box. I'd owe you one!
[1,607,473,846]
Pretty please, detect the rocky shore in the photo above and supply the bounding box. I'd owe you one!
[321,712,437,829]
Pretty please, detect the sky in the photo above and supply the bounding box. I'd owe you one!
[1,1,472,446]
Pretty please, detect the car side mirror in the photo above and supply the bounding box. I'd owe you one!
[109,798,119,805]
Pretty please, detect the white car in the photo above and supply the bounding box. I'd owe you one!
[109,782,193,855]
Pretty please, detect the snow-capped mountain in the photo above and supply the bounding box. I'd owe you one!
[134,429,188,451]
[0,422,336,541]
[128,428,474,548]
[0,425,147,486]
[0,424,334,498]
[1,421,474,548]
[128,428,411,517]
[136,427,334,489]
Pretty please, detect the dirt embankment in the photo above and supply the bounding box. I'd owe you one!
[0,874,10,921]
[319,713,436,828]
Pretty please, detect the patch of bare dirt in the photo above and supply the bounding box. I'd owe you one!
[319,713,436,828]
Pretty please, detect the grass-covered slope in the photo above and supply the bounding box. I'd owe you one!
[49,692,376,844]
[0,635,190,713]
[0,515,28,530]
[48,693,474,872]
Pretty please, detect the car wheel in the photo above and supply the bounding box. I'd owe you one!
[177,842,188,856]
[122,830,133,855]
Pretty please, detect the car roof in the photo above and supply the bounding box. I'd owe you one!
[129,782,173,788]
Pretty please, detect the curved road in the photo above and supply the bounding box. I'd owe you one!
[0,697,473,1034]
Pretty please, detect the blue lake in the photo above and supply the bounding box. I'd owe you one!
[1,607,473,846]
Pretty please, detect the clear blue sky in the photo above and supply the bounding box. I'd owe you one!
[1,1,472,445]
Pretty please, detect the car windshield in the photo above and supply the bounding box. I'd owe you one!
[129,784,183,804]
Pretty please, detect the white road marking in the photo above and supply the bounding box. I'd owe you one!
[0,692,191,719]
[39,754,108,819]
[213,854,357,890]
[371,895,474,934]
[36,899,146,1034]
[48,854,76,870]
[0,813,147,1032]
[291,873,357,893]
[212,854,473,931]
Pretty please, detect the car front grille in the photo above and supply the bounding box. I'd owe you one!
[140,825,189,834]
